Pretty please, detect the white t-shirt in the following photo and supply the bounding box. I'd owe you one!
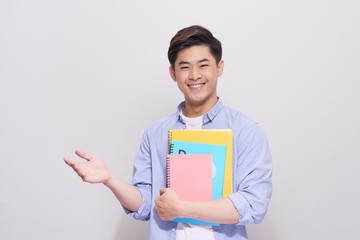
[176,110,216,240]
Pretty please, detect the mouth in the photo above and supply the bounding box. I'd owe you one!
[188,83,206,89]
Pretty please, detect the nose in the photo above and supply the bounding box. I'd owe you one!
[189,67,202,80]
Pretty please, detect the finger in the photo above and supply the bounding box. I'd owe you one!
[64,158,76,167]
[75,149,93,161]
[64,158,82,173]
[154,204,159,214]
[159,188,167,195]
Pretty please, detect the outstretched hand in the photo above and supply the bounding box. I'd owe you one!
[64,150,111,184]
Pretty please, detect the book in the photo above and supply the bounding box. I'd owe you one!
[166,154,219,226]
[168,129,233,197]
[170,140,227,201]
[167,154,213,201]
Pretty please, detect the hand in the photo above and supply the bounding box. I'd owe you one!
[64,150,111,184]
[154,188,181,221]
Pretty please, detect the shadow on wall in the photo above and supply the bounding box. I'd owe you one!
[113,216,149,240]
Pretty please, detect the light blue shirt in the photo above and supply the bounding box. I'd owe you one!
[124,99,273,240]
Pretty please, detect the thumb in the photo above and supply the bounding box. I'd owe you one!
[75,149,93,161]
[159,187,168,195]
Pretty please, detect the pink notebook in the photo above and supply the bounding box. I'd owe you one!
[166,154,213,202]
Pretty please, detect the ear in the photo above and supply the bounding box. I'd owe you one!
[217,60,224,77]
[169,65,177,82]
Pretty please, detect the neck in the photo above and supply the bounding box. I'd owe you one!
[182,96,218,118]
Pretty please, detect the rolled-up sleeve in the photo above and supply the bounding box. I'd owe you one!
[228,123,273,225]
[123,129,153,221]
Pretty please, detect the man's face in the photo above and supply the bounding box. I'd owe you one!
[169,45,224,113]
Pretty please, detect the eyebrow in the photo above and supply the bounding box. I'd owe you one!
[178,58,210,65]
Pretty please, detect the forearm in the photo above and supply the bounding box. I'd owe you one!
[178,197,240,224]
[103,172,142,212]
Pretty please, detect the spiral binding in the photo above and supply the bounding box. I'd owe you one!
[168,131,173,154]
[169,144,174,154]
[166,155,171,188]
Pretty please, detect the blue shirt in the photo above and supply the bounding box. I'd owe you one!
[124,99,273,240]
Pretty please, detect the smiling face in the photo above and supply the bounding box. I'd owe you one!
[169,45,224,117]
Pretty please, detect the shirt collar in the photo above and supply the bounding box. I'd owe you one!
[176,98,224,124]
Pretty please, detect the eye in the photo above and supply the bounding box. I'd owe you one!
[180,66,189,70]
[200,64,208,68]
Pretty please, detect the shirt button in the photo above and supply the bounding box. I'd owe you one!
[172,228,175,232]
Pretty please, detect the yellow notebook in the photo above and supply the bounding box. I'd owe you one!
[168,129,233,197]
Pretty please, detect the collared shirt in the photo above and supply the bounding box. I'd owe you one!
[124,99,273,240]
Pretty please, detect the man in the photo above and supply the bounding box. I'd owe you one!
[65,25,272,240]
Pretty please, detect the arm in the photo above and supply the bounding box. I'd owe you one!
[155,124,272,225]
[229,124,273,225]
[155,188,240,224]
[64,150,142,212]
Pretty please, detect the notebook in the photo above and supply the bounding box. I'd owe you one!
[170,140,227,201]
[166,154,219,226]
[168,129,233,197]
[167,154,212,201]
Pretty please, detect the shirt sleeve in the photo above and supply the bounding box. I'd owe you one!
[228,123,273,225]
[123,128,153,221]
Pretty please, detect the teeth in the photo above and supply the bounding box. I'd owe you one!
[189,83,204,88]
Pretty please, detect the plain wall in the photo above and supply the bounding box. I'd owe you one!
[0,0,359,239]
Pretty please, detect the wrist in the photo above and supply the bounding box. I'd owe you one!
[103,171,115,187]
[177,200,196,219]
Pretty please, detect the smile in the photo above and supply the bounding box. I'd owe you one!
[188,83,206,88]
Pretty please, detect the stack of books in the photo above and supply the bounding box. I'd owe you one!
[167,129,233,226]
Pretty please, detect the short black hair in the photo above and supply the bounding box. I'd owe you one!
[168,25,222,67]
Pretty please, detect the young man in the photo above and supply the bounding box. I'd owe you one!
[64,25,272,240]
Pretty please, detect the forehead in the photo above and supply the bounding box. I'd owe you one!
[175,45,215,64]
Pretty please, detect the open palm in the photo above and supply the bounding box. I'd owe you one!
[64,150,111,183]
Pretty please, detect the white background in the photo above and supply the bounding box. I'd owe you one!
[0,0,359,239]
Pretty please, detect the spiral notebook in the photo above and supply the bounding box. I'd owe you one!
[166,154,219,226]
[168,129,233,197]
[170,140,227,201]
[167,154,213,202]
